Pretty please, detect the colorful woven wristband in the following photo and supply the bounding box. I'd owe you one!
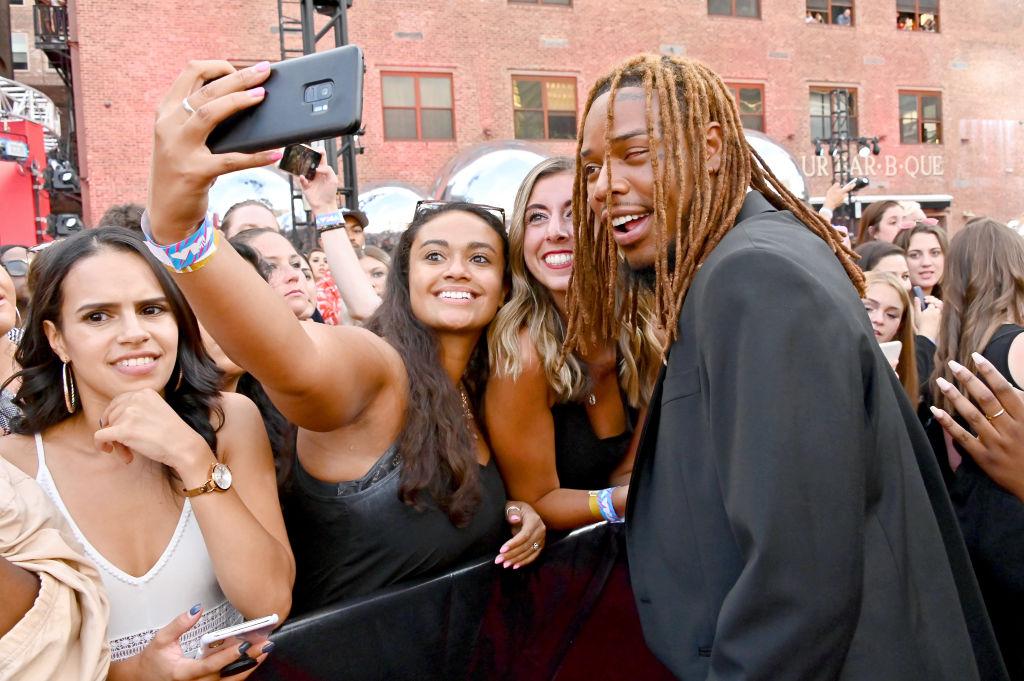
[141,210,218,273]
[596,487,624,524]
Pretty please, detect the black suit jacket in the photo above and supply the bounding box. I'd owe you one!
[626,191,1007,681]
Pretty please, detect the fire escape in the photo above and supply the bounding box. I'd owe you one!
[33,1,81,220]
[276,0,362,246]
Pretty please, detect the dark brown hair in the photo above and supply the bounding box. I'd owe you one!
[854,240,906,272]
[364,202,509,526]
[856,200,900,245]
[894,222,948,298]
[7,227,223,460]
[564,55,863,354]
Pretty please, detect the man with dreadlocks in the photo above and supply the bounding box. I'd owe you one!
[566,55,1006,681]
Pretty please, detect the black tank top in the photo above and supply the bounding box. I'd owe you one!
[949,323,1024,680]
[282,446,507,615]
[551,399,635,490]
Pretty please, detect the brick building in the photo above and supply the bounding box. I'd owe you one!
[63,0,1024,227]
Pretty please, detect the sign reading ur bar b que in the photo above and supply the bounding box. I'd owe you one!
[799,154,945,179]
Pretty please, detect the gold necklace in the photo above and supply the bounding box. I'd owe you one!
[458,383,479,441]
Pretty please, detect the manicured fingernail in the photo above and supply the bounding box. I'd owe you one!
[261,642,275,655]
[238,641,252,655]
[972,352,989,366]
[494,555,503,564]
[513,564,521,570]
[948,360,966,375]
[509,516,521,523]
[936,376,952,391]
[248,86,266,98]
[499,545,508,554]
[254,61,271,72]
[189,603,202,616]
[929,405,943,417]
[503,561,511,568]
[268,151,283,161]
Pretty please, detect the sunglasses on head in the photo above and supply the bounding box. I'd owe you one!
[414,200,506,227]
[2,260,28,277]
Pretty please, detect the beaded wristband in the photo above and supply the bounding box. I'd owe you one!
[141,211,218,273]
[596,487,624,524]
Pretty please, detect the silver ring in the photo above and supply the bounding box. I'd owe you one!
[531,542,541,551]
[181,96,196,115]
[505,505,522,517]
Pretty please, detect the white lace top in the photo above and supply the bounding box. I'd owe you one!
[33,434,243,661]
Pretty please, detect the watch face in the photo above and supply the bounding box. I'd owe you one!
[212,463,232,491]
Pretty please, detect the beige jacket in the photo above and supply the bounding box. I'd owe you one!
[0,458,110,681]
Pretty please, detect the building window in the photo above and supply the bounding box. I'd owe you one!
[806,0,854,25]
[509,0,571,4]
[708,0,760,18]
[381,73,454,141]
[899,91,942,144]
[809,87,858,141]
[897,0,938,31]
[10,33,28,70]
[512,76,577,140]
[725,83,765,132]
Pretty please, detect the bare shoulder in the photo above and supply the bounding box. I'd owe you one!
[0,433,41,477]
[217,391,263,433]
[1006,331,1024,388]
[514,327,544,374]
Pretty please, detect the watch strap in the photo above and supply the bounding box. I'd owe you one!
[182,463,218,497]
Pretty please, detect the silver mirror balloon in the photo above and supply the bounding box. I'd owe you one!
[357,183,426,234]
[744,130,810,202]
[208,167,294,231]
[431,141,550,222]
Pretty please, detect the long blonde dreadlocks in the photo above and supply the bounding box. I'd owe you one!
[564,55,865,356]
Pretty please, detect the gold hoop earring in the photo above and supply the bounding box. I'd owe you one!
[62,361,77,414]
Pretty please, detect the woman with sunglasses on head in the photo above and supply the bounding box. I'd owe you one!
[142,61,545,615]
[485,157,660,530]
[0,228,293,680]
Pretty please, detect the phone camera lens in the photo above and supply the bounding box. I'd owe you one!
[319,84,333,98]
[303,85,316,103]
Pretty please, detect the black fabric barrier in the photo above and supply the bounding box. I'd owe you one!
[252,522,674,681]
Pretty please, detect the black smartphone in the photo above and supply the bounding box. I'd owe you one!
[279,144,322,181]
[207,45,363,154]
[912,285,928,311]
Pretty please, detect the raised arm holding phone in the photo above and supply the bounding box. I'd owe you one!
[145,60,545,615]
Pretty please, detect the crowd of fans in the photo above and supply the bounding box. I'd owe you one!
[0,52,1022,681]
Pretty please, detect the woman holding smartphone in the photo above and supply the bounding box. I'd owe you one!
[143,60,545,615]
[0,228,293,679]
[485,158,661,530]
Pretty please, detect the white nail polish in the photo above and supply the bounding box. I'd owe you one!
[936,377,952,390]
[972,352,989,366]
[948,360,966,374]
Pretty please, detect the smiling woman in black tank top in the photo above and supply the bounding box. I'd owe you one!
[144,60,546,616]
[930,218,1024,680]
[485,158,661,531]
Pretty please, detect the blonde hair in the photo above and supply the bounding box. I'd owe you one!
[489,157,660,407]
[865,270,919,404]
[564,55,863,356]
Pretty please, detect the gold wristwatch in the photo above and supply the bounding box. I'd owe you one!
[182,463,233,498]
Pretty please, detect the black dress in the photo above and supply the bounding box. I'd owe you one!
[551,399,635,490]
[944,324,1024,680]
[282,446,507,615]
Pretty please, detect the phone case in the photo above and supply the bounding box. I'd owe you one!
[207,45,363,154]
[197,614,279,658]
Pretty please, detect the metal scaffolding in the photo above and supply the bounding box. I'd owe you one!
[276,0,361,245]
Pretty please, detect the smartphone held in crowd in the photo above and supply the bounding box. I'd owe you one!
[1,45,1022,681]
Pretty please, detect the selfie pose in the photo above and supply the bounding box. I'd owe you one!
[565,54,1006,680]
[486,157,660,530]
[0,228,292,680]
[143,60,545,616]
